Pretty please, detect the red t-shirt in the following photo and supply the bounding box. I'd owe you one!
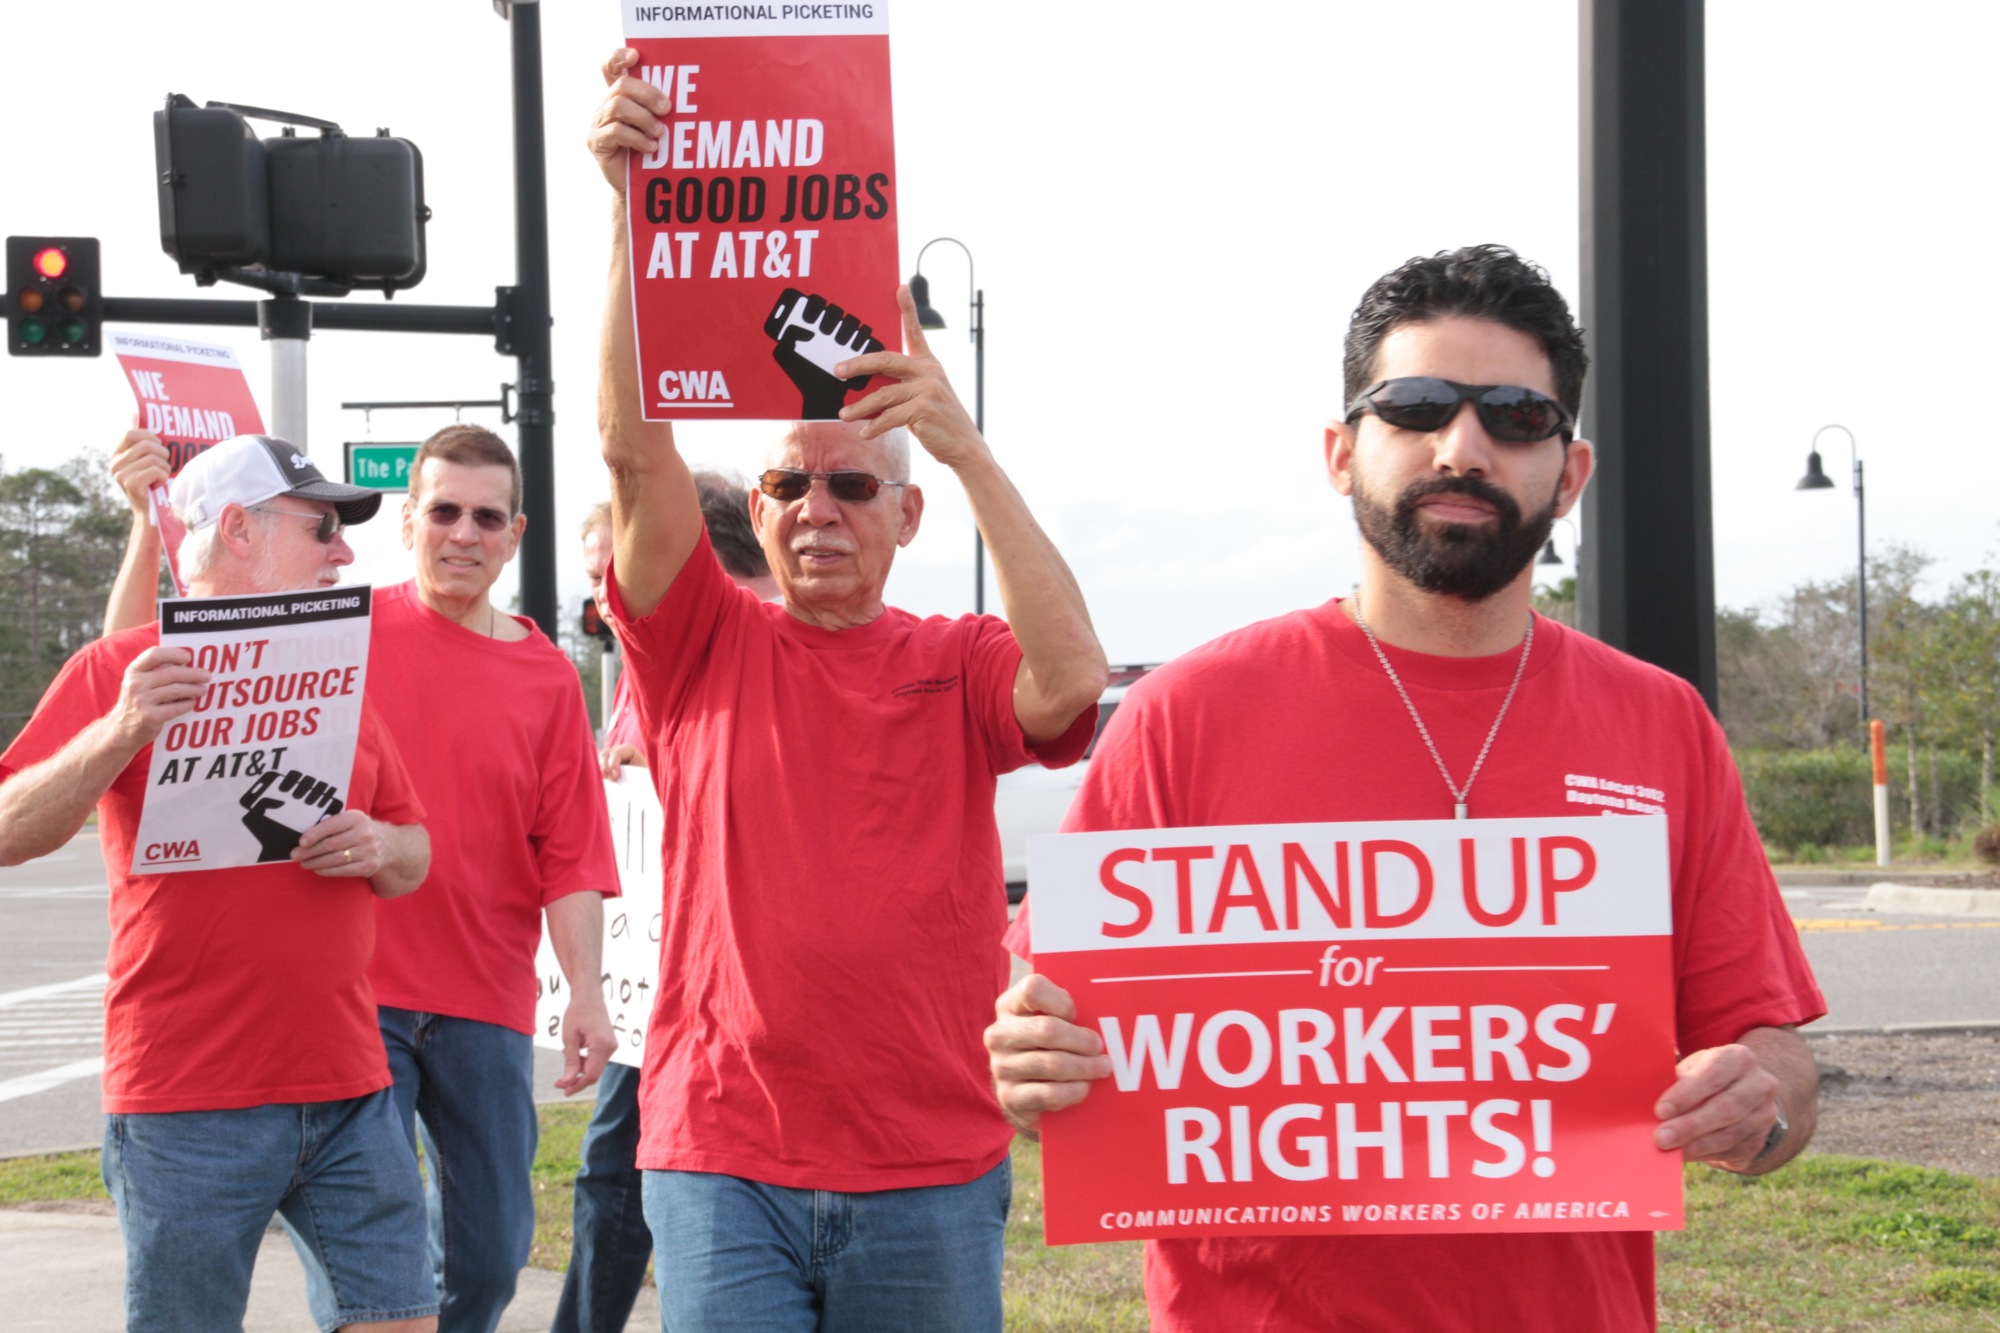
[603,670,644,754]
[605,531,1094,1191]
[1008,599,1824,1333]
[0,625,425,1114]
[365,582,619,1033]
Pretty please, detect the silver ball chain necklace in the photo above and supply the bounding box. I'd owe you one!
[1350,595,1535,821]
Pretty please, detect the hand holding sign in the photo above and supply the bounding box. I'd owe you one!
[589,48,669,194]
[1653,1037,1789,1172]
[292,809,389,880]
[239,768,344,863]
[110,427,173,516]
[986,973,1113,1137]
[765,289,884,419]
[836,286,986,469]
[113,647,210,750]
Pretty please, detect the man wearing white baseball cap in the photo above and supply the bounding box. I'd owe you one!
[0,433,440,1333]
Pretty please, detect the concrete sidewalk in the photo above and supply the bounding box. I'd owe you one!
[0,1205,658,1332]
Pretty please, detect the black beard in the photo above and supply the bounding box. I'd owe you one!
[1353,470,1558,602]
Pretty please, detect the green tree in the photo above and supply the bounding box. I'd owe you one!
[1868,543,1939,835]
[0,456,130,745]
[1930,565,2000,821]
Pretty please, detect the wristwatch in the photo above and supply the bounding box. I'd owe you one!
[1757,1100,1789,1159]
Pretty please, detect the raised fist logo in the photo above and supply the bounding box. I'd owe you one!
[239,769,344,863]
[764,289,885,420]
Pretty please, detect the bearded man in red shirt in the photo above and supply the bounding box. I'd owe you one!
[986,245,1825,1332]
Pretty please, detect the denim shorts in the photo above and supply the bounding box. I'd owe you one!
[102,1087,437,1333]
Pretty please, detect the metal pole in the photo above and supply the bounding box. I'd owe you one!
[1855,453,1869,724]
[260,294,312,449]
[972,288,985,616]
[1576,0,1718,709]
[601,649,621,742]
[506,2,558,638]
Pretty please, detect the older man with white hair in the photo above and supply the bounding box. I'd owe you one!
[0,434,437,1333]
[589,49,1108,1332]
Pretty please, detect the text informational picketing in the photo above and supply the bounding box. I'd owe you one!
[623,3,898,421]
[1029,815,1682,1244]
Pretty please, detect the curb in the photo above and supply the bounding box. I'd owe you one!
[1861,883,2000,916]
[1775,868,1984,887]
[1810,1021,2000,1037]
[0,1143,98,1163]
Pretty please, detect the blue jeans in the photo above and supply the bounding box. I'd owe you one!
[552,1061,653,1332]
[642,1158,1010,1333]
[377,1008,539,1333]
[101,1090,435,1333]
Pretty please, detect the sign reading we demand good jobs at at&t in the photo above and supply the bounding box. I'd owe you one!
[1029,816,1681,1245]
[624,3,897,421]
[130,589,372,875]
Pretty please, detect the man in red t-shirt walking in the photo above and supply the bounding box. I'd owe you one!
[589,52,1108,1331]
[0,434,439,1333]
[986,246,1826,1332]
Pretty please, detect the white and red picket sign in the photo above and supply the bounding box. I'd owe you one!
[110,332,265,475]
[111,332,266,595]
[1029,815,1683,1245]
[623,5,898,421]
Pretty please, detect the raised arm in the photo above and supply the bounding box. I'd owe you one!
[103,428,172,634]
[837,290,1108,742]
[590,48,704,619]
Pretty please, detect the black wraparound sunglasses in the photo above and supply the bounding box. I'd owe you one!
[758,469,908,503]
[1346,377,1575,444]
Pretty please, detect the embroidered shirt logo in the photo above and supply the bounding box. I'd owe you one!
[893,675,960,699]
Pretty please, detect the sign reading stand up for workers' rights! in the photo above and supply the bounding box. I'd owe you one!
[624,2,898,422]
[1029,816,1683,1245]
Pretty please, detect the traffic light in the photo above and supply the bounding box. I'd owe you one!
[155,94,429,295]
[7,236,101,356]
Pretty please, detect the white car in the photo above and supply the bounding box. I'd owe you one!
[994,666,1154,901]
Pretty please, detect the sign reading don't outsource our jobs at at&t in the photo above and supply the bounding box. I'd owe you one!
[345,442,419,492]
[1029,814,1682,1246]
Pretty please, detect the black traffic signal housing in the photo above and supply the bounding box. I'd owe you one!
[155,95,429,296]
[7,237,102,356]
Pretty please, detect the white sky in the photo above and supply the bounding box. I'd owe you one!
[3,1,1994,665]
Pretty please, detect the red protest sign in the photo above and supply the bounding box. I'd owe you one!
[624,6,898,421]
[110,332,265,476]
[1029,816,1682,1245]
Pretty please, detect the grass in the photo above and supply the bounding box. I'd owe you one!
[10,1126,2000,1328]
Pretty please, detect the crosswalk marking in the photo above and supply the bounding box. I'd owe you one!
[0,974,109,1009]
[0,1057,105,1104]
[0,974,106,1101]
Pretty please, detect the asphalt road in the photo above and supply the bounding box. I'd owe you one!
[2,835,1996,1157]
[0,831,569,1158]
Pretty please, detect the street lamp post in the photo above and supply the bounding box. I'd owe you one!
[1796,424,1868,723]
[907,238,985,614]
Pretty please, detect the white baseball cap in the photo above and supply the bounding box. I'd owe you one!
[170,435,384,532]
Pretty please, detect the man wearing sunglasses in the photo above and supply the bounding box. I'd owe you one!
[360,424,621,1333]
[97,427,622,1332]
[5,434,441,1333]
[589,49,1108,1332]
[987,245,1824,1331]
